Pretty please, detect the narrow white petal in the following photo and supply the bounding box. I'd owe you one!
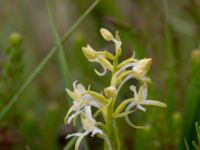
[73,80,78,90]
[67,109,84,124]
[94,62,107,76]
[126,102,136,111]
[130,85,137,97]
[76,84,86,94]
[143,100,167,107]
[91,127,103,137]
[84,106,96,126]
[64,107,73,124]
[138,83,147,101]
[89,100,100,108]
[84,106,92,118]
[117,75,132,93]
[143,84,147,99]
[137,105,146,112]
[125,105,145,129]
[66,132,82,139]
[115,62,135,76]
[75,131,89,150]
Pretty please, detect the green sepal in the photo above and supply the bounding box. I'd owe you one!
[87,90,109,104]
[113,110,133,118]
[114,98,133,115]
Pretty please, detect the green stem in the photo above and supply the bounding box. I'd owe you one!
[0,0,100,121]
[105,52,121,150]
[105,99,120,150]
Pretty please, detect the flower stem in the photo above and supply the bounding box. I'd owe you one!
[104,99,120,150]
[104,53,121,150]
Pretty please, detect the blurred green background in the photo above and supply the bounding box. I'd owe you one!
[0,0,200,149]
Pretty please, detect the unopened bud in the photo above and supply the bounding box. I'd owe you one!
[172,112,181,125]
[133,58,152,78]
[104,86,117,98]
[191,49,200,63]
[9,32,22,47]
[82,45,97,60]
[100,28,114,41]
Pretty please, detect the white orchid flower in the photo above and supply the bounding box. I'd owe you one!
[66,106,104,150]
[127,83,167,112]
[64,81,99,124]
[111,58,152,93]
[82,45,113,76]
[122,83,167,129]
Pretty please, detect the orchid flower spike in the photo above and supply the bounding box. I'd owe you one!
[66,106,104,150]
[64,81,99,124]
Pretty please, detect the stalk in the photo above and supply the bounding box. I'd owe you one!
[104,52,121,150]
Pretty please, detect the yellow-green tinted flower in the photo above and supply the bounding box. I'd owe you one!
[82,44,97,60]
[64,81,99,124]
[66,106,103,150]
[111,58,152,93]
[82,45,113,76]
[123,83,166,129]
[116,58,152,79]
[127,83,167,112]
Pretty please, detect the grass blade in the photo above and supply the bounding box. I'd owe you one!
[46,0,70,88]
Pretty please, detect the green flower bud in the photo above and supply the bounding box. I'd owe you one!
[82,45,97,60]
[191,49,200,63]
[9,32,22,47]
[100,28,114,41]
[104,86,117,98]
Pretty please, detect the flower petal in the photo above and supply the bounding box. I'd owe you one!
[66,132,83,139]
[94,63,107,76]
[91,127,103,137]
[143,100,167,108]
[114,98,133,115]
[125,103,145,129]
[67,109,84,124]
[117,75,132,93]
[76,83,86,94]
[64,107,73,124]
[115,62,135,76]
[137,105,146,112]
[138,83,147,101]
[75,131,89,150]
[130,85,137,97]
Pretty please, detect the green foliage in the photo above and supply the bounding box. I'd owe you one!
[184,122,200,150]
[0,32,24,109]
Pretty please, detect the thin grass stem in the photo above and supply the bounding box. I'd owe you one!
[0,0,100,120]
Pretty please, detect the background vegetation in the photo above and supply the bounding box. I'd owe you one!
[0,0,200,149]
